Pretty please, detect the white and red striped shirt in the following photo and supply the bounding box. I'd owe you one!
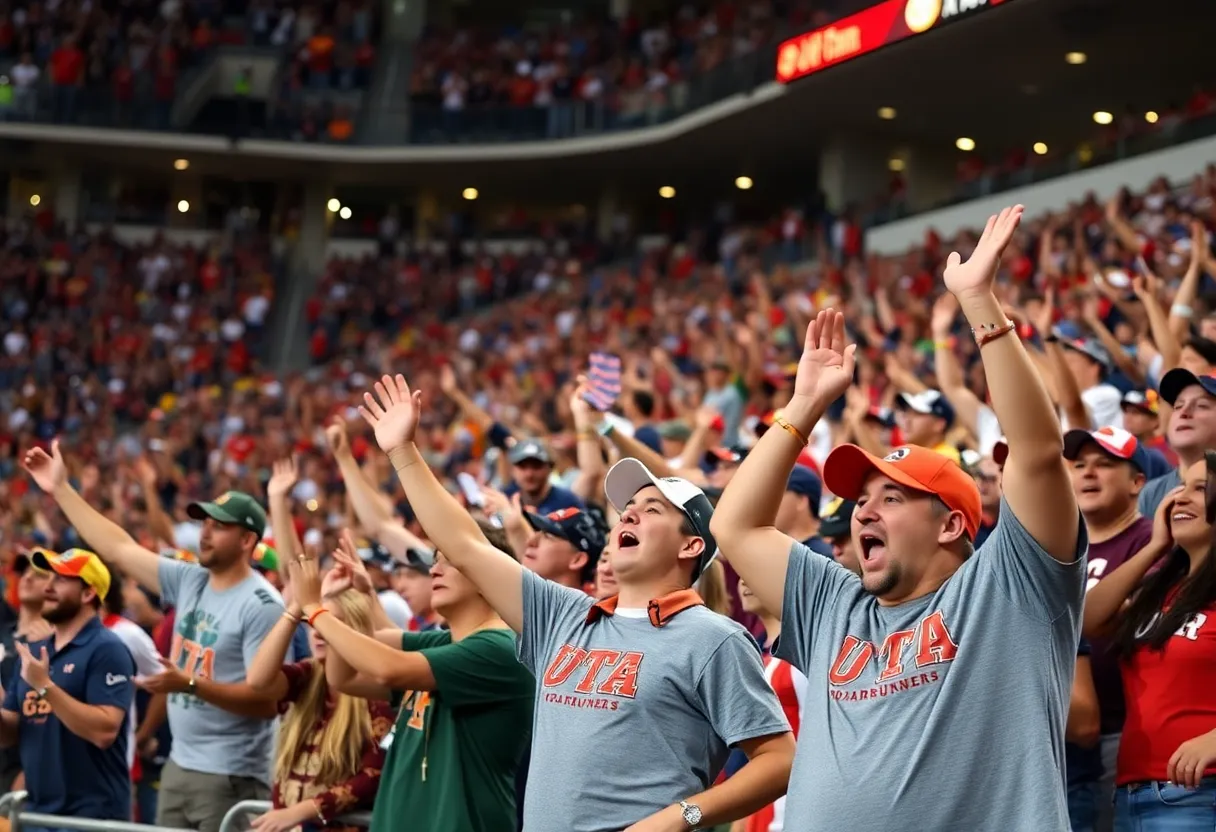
[746,655,806,832]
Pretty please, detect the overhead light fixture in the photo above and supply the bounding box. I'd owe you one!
[1092,111,1113,125]
[327,198,341,213]
[1065,51,1087,65]
[1032,142,1048,155]
[955,137,976,152]
[174,158,189,171]
[28,194,40,207]
[462,187,479,201]
[877,106,897,120]
[658,186,676,199]
[888,158,905,172]
[339,206,352,220]
[735,176,753,190]
[1145,110,1159,124]
[177,200,190,213]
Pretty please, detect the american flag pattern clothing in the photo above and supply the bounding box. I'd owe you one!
[583,353,622,412]
[746,656,806,832]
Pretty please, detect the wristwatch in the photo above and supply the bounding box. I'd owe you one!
[34,684,52,701]
[679,800,702,829]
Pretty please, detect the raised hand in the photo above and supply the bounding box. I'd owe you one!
[267,456,299,501]
[439,363,459,396]
[23,439,68,494]
[943,205,1024,299]
[324,417,350,457]
[930,293,959,339]
[359,374,422,453]
[332,528,374,595]
[792,309,857,410]
[320,560,354,598]
[133,456,158,488]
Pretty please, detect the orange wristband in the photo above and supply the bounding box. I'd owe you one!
[307,607,329,628]
[975,322,1016,348]
[773,415,809,446]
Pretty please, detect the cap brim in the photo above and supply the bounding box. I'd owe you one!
[604,458,718,580]
[405,547,435,573]
[522,510,563,538]
[819,519,850,538]
[823,444,935,502]
[1160,368,1203,406]
[30,548,80,579]
[894,393,931,414]
[187,502,239,525]
[1062,429,1098,460]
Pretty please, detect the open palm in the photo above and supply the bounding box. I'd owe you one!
[793,309,857,407]
[358,374,422,453]
[23,440,67,493]
[267,457,298,500]
[943,204,1024,298]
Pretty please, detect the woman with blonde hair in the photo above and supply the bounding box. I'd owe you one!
[697,559,734,617]
[246,583,393,832]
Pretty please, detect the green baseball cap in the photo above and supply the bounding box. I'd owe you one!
[187,491,267,536]
[253,542,279,572]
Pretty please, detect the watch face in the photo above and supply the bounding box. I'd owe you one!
[682,803,702,825]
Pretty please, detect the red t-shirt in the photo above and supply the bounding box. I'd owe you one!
[1117,593,1216,784]
[49,47,83,85]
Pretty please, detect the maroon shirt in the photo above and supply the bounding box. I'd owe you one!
[1087,516,1153,735]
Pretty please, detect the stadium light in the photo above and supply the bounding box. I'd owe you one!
[174,158,189,171]
[877,106,896,120]
[658,186,676,199]
[1064,52,1086,65]
[177,200,190,213]
[1033,142,1048,155]
[888,158,905,172]
[955,137,975,152]
[735,176,754,190]
[1145,111,1159,124]
[1092,111,1113,125]
[339,206,352,220]
[28,194,40,207]
[462,188,479,201]
[327,198,341,212]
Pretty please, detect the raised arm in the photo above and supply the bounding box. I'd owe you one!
[24,441,163,594]
[710,310,857,615]
[1083,492,1176,636]
[948,205,1078,561]
[266,457,301,587]
[359,374,526,632]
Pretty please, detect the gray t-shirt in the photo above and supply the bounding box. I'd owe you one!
[703,384,745,447]
[1138,468,1182,517]
[776,498,1087,832]
[158,558,285,782]
[518,570,789,832]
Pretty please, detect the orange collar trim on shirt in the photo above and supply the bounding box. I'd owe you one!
[585,589,705,628]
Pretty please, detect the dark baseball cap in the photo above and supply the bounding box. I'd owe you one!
[523,507,606,563]
[1121,389,1160,416]
[895,390,955,428]
[1061,336,1112,368]
[819,497,856,539]
[1159,368,1216,406]
[1063,426,1152,474]
[187,491,267,536]
[357,540,395,571]
[704,446,747,467]
[508,439,552,465]
[786,465,822,511]
[402,546,435,575]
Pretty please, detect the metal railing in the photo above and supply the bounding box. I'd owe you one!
[218,799,372,832]
[0,791,195,832]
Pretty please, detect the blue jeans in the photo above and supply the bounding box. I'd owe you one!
[1114,778,1216,831]
[1070,780,1100,832]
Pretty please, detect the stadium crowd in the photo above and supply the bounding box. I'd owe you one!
[0,152,1215,832]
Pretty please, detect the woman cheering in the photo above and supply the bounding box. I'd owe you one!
[246,577,393,832]
[1084,452,1216,831]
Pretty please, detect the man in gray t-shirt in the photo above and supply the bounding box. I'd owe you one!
[712,208,1088,832]
[1139,368,1216,516]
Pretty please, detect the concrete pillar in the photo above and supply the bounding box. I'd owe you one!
[898,144,959,215]
[382,0,425,41]
[818,136,890,215]
[51,166,81,230]
[596,184,619,243]
[609,0,631,20]
[295,178,331,278]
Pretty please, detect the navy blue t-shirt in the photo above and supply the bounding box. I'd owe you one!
[2,616,135,820]
[503,482,586,515]
[802,535,833,558]
[1065,639,1102,789]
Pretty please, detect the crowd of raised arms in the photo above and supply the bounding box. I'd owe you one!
[2,164,1216,832]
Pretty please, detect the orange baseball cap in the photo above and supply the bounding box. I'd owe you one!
[31,547,112,601]
[823,444,982,540]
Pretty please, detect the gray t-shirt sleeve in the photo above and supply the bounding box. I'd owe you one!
[240,586,285,667]
[517,568,595,673]
[157,558,204,607]
[696,630,791,747]
[977,496,1088,623]
[1138,471,1179,517]
[775,540,857,671]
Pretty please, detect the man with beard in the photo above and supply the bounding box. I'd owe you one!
[0,551,53,790]
[0,548,135,823]
[23,440,285,832]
